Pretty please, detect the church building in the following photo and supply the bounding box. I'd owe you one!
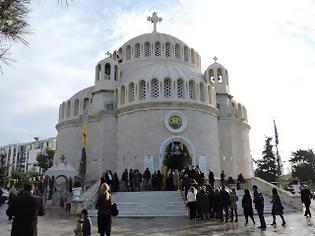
[55,13,253,182]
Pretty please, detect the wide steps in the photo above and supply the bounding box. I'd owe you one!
[91,191,187,218]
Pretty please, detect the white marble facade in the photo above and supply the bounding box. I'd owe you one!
[55,13,253,182]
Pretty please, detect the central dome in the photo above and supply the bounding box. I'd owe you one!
[113,32,201,72]
[121,32,185,49]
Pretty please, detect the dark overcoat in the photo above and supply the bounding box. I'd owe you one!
[6,192,45,236]
[96,194,112,234]
[271,194,284,215]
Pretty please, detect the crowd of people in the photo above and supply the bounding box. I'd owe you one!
[2,165,315,235]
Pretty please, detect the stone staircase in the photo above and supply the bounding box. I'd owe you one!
[91,191,187,218]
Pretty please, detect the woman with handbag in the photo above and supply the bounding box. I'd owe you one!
[96,183,112,236]
[271,188,286,226]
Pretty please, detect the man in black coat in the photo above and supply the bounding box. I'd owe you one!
[301,185,313,218]
[208,170,215,187]
[6,182,45,236]
[220,186,230,222]
[253,185,266,230]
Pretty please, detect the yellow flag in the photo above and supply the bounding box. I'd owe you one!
[82,117,88,146]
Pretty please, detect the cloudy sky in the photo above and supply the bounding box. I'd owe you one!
[1,0,315,172]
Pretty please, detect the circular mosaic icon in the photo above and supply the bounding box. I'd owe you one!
[168,115,182,129]
[164,111,187,134]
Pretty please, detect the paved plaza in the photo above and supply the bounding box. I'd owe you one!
[0,204,315,236]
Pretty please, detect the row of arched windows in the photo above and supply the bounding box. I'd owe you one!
[60,97,91,120]
[122,41,200,67]
[119,78,213,105]
[96,63,119,81]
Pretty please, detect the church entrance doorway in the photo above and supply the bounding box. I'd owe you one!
[163,142,192,170]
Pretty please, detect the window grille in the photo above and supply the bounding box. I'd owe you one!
[165,42,170,57]
[145,42,151,57]
[175,44,180,59]
[139,80,146,100]
[151,79,159,98]
[164,79,172,97]
[177,79,184,98]
[135,43,140,58]
[126,45,131,60]
[184,46,189,62]
[189,81,194,99]
[155,42,161,56]
[128,83,135,102]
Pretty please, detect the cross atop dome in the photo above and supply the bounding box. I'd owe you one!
[147,12,162,33]
[105,51,111,58]
[213,56,218,62]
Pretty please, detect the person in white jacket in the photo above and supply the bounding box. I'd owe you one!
[187,187,197,220]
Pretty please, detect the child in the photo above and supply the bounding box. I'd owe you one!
[81,209,92,236]
[74,213,83,236]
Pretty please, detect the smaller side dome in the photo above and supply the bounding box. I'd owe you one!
[95,57,119,82]
[204,58,229,94]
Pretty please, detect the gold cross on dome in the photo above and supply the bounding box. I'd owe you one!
[147,12,162,32]
[213,56,218,62]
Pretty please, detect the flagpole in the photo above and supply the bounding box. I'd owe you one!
[273,119,281,186]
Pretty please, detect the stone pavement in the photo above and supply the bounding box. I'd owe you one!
[1,204,315,235]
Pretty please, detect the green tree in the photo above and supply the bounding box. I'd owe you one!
[255,137,278,182]
[289,149,315,182]
[79,147,87,188]
[36,149,55,171]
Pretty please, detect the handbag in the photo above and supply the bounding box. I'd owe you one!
[111,203,119,217]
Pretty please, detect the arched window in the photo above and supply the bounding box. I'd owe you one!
[217,68,223,83]
[135,43,140,58]
[114,65,118,81]
[144,42,151,57]
[155,41,161,56]
[83,98,89,110]
[188,80,195,99]
[126,45,131,60]
[151,79,159,98]
[209,69,215,83]
[61,103,65,119]
[73,99,80,116]
[164,78,172,97]
[175,44,180,59]
[66,101,71,117]
[238,103,243,118]
[191,49,195,64]
[208,86,212,104]
[184,46,189,62]
[105,63,111,78]
[97,64,101,81]
[113,51,117,60]
[120,85,126,105]
[128,82,135,102]
[177,79,184,98]
[196,54,199,67]
[165,42,171,57]
[243,106,248,121]
[200,82,205,102]
[139,80,146,100]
